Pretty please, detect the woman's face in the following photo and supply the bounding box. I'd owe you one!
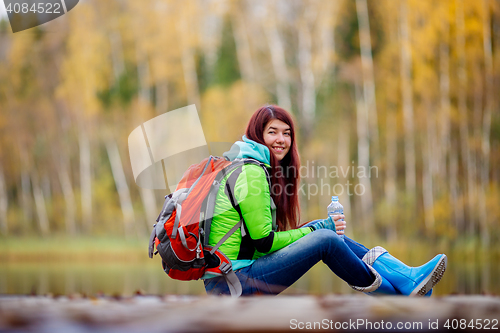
[263,119,291,161]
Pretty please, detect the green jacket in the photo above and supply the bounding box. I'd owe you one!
[208,136,311,271]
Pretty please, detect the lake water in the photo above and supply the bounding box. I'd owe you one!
[1,254,498,296]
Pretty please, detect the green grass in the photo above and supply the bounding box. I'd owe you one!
[0,235,499,295]
[1,234,498,264]
[0,236,150,263]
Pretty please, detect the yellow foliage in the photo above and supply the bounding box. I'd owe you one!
[0,0,498,245]
[56,2,111,119]
[432,195,457,239]
[485,184,500,228]
[200,81,269,144]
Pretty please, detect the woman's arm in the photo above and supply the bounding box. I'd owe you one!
[235,165,312,254]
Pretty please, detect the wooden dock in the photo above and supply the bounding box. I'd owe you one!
[1,294,499,332]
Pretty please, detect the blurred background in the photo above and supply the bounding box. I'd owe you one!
[0,0,499,297]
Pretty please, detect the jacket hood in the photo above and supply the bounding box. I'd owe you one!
[223,135,270,165]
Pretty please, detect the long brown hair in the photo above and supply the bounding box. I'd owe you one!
[245,105,301,231]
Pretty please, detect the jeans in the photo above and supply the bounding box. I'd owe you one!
[204,220,374,296]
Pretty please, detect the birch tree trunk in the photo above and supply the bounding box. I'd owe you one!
[19,146,33,227]
[0,164,8,235]
[79,126,92,234]
[135,46,158,231]
[31,171,50,237]
[106,139,136,239]
[318,0,337,85]
[298,8,316,138]
[153,7,170,116]
[181,46,201,108]
[355,81,374,233]
[109,31,125,83]
[155,81,169,115]
[338,117,352,239]
[449,142,464,233]
[473,65,484,236]
[456,0,474,232]
[232,4,255,83]
[480,0,493,247]
[385,109,397,241]
[177,18,201,108]
[383,7,399,242]
[57,156,76,235]
[140,187,157,231]
[422,104,436,234]
[137,48,151,106]
[400,1,416,201]
[264,5,292,112]
[439,17,451,193]
[356,0,380,162]
[199,1,223,80]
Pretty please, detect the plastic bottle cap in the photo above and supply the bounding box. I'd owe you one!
[332,196,338,201]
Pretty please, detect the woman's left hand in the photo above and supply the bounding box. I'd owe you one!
[334,216,346,235]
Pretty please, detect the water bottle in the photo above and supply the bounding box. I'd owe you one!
[327,196,344,238]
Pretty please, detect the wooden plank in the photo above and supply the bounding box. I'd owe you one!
[1,295,499,332]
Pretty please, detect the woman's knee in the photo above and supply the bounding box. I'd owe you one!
[310,229,344,247]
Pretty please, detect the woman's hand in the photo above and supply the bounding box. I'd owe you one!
[333,215,346,235]
[310,215,346,234]
[310,216,335,231]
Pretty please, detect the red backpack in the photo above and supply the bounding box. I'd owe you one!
[148,156,269,297]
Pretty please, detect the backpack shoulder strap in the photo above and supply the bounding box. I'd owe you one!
[201,159,243,246]
[224,164,245,234]
[202,158,272,248]
[206,160,246,252]
[232,159,276,232]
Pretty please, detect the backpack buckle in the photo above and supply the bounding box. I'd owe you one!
[148,224,157,259]
[219,262,232,275]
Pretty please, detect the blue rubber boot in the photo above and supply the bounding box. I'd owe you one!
[366,278,433,296]
[364,247,447,296]
[361,249,399,296]
[366,275,399,295]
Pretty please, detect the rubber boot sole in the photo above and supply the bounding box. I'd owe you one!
[410,255,447,296]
